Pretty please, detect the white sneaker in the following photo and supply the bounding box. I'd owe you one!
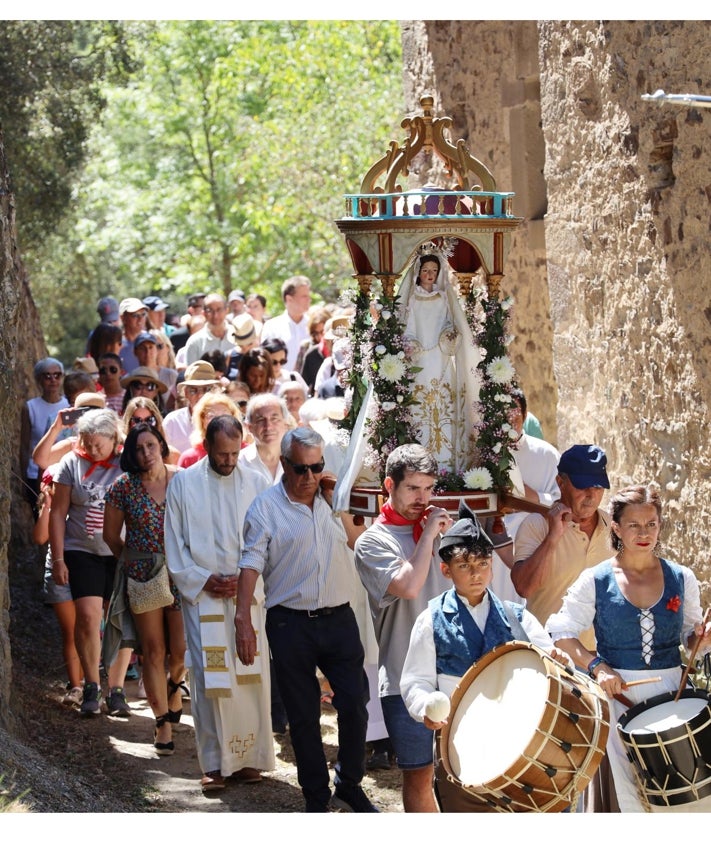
[62,686,83,706]
[137,676,147,699]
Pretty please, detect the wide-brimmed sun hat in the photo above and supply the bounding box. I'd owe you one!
[178,361,222,394]
[119,366,168,394]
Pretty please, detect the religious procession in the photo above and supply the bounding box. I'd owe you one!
[13,92,711,816]
[6,20,711,817]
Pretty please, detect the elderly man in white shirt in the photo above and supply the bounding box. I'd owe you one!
[235,427,376,813]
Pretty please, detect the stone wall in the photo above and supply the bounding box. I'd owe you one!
[402,20,711,599]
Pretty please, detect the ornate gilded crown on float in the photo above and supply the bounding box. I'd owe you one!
[331,95,541,522]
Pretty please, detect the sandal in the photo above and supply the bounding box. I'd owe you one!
[167,677,187,723]
[154,713,174,756]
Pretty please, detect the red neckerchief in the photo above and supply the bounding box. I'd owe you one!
[319,337,331,357]
[376,500,424,543]
[74,444,120,478]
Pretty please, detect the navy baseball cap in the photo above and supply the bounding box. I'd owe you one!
[558,445,610,489]
[143,295,169,311]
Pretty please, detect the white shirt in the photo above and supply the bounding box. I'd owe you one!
[184,324,235,365]
[260,311,309,370]
[238,442,283,485]
[400,589,565,721]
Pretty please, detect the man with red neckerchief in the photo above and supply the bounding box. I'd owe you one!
[354,443,453,813]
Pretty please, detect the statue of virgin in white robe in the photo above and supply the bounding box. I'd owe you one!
[397,250,483,474]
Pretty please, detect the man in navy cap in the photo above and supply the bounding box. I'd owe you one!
[400,499,569,812]
[511,444,611,651]
[143,294,174,337]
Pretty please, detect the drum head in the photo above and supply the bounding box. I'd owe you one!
[447,646,549,786]
[621,696,708,735]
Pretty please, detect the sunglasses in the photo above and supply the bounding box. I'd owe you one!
[270,357,287,366]
[284,457,325,475]
[131,381,158,392]
[99,366,119,375]
[42,371,63,380]
[185,385,211,397]
[129,414,157,427]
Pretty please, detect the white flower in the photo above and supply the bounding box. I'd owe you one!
[501,296,514,311]
[508,428,519,439]
[397,351,405,359]
[487,355,515,385]
[379,354,407,382]
[381,401,396,411]
[381,309,392,319]
[501,423,511,433]
[375,344,387,355]
[463,467,493,490]
[396,395,403,403]
[493,443,502,454]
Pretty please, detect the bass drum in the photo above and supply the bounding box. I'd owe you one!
[617,688,711,809]
[438,641,610,812]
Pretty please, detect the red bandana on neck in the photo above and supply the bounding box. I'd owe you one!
[74,445,119,478]
[376,500,424,543]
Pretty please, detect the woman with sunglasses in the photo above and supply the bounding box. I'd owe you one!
[96,352,125,414]
[260,337,308,397]
[104,422,186,755]
[21,358,70,515]
[120,366,168,416]
[122,397,180,465]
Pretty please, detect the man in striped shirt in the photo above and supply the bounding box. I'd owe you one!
[236,427,377,813]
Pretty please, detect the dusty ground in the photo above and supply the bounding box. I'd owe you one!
[1,550,405,816]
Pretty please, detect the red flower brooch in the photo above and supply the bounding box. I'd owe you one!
[666,595,681,613]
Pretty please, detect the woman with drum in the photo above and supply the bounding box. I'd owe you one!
[546,483,711,812]
[401,499,572,812]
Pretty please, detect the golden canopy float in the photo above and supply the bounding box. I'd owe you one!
[332,95,540,521]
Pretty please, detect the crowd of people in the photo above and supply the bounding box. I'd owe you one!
[17,275,711,814]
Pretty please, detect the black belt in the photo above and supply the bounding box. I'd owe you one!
[270,602,349,618]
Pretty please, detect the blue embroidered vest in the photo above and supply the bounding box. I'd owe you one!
[430,587,526,678]
[593,558,685,670]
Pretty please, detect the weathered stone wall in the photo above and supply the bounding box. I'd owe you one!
[402,20,711,599]
[401,20,558,442]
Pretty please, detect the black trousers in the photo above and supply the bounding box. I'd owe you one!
[266,604,369,808]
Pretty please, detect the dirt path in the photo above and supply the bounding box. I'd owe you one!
[3,554,404,814]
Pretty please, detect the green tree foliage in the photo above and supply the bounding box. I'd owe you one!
[26,20,403,362]
[0,21,137,249]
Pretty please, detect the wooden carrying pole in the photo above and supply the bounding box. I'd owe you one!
[674,606,711,702]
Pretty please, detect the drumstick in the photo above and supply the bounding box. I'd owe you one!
[623,676,662,688]
[674,606,711,703]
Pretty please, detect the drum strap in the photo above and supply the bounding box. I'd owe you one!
[501,601,530,644]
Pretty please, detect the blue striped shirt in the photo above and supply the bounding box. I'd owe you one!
[239,481,354,610]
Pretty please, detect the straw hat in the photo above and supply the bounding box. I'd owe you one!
[178,360,222,394]
[119,366,168,394]
[74,391,107,410]
[228,313,257,349]
[73,356,99,376]
[324,314,352,341]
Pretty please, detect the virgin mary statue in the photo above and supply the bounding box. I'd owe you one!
[397,247,483,474]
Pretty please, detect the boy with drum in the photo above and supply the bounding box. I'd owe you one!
[400,499,571,811]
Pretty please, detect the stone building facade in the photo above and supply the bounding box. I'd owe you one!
[402,20,711,598]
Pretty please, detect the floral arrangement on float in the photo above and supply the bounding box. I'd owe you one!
[340,237,520,494]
